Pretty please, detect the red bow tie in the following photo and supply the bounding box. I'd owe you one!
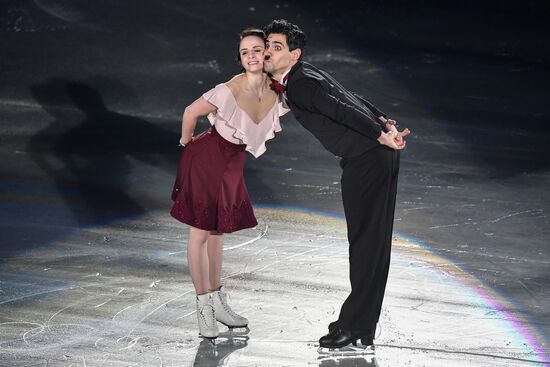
[269,78,286,94]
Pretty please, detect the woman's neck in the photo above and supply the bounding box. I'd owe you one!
[244,71,267,90]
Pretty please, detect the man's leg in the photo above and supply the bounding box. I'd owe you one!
[338,146,400,337]
[370,149,400,327]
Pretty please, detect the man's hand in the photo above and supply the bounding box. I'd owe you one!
[384,118,397,128]
[377,127,410,150]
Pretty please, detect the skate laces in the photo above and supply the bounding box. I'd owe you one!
[198,303,216,326]
[219,291,240,318]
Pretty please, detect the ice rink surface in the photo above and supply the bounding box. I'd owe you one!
[0,209,546,366]
[1,1,549,365]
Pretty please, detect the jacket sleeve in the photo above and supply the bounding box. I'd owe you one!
[352,92,386,119]
[289,78,382,140]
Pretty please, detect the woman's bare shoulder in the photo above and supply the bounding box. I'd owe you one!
[225,74,245,94]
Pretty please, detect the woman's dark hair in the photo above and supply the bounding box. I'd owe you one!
[263,19,307,58]
[236,28,267,70]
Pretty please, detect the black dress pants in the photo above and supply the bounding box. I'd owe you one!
[337,145,400,337]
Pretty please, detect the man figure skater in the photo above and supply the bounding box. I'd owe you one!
[263,19,410,350]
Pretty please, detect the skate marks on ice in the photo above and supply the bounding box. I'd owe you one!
[241,208,547,366]
[317,342,377,367]
[0,207,547,366]
[192,329,249,366]
[318,355,378,367]
[0,214,263,366]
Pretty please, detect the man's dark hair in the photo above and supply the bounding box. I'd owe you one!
[236,27,267,69]
[264,19,307,57]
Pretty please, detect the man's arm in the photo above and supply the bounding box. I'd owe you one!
[353,92,400,131]
[352,92,386,119]
[289,79,382,140]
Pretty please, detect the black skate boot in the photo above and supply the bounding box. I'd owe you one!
[318,327,375,356]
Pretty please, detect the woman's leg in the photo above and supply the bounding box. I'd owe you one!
[207,231,249,327]
[188,226,219,338]
[187,226,210,294]
[207,231,224,291]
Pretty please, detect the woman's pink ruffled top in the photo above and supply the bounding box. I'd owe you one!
[202,83,289,158]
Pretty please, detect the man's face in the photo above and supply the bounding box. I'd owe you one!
[264,33,295,75]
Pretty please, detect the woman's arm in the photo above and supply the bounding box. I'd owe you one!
[180,97,217,144]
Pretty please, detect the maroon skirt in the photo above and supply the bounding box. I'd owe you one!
[170,126,257,233]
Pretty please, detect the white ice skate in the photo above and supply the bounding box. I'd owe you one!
[212,286,248,328]
[196,293,219,339]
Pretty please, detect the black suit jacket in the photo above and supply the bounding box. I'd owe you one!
[286,61,387,158]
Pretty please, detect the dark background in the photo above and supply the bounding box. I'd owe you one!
[1,0,549,352]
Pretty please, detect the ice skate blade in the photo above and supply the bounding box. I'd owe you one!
[218,322,249,331]
[225,326,250,335]
[218,321,250,331]
[317,343,375,356]
[227,324,248,329]
[198,334,218,343]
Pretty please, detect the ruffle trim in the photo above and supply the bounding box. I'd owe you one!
[202,83,283,158]
[203,83,238,127]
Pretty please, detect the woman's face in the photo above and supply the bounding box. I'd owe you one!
[239,36,265,73]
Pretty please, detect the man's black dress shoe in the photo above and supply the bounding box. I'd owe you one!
[319,327,358,349]
[327,321,374,347]
[328,320,339,333]
[359,334,374,347]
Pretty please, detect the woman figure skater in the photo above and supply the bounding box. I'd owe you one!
[170,28,288,339]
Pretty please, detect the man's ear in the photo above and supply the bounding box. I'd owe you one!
[291,48,302,61]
